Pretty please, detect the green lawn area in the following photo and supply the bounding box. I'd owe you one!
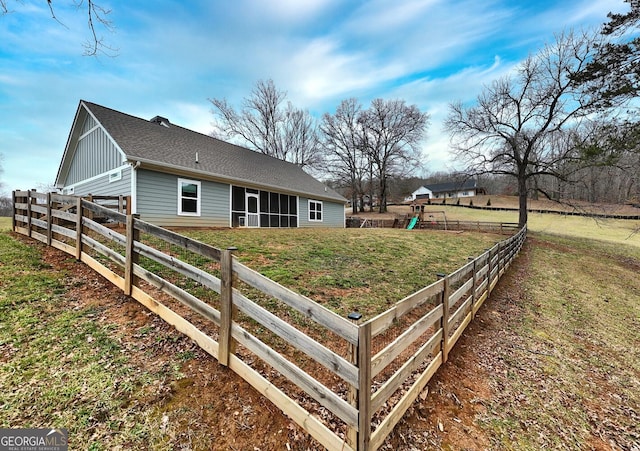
[397,204,640,248]
[172,227,500,318]
[476,232,640,450]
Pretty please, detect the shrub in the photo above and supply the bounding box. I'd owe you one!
[486,198,492,206]
[469,199,474,206]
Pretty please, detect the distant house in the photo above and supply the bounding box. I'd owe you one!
[408,180,485,201]
[55,100,346,228]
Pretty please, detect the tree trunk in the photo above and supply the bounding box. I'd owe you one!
[378,177,387,213]
[518,175,528,227]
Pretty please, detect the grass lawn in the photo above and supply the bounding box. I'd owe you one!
[1,203,639,449]
[178,228,500,317]
[0,216,10,231]
[382,203,640,248]
[475,233,640,450]
[0,232,179,449]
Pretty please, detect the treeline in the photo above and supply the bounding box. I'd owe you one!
[331,162,640,209]
[0,196,12,216]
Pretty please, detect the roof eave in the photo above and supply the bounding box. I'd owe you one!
[128,157,347,204]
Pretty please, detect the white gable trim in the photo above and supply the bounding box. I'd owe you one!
[81,102,128,162]
[55,102,128,188]
[79,124,101,141]
[62,163,130,192]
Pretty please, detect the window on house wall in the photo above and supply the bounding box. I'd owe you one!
[308,200,323,221]
[178,178,201,216]
[109,169,122,183]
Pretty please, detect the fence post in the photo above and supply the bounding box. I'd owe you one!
[357,321,372,450]
[468,257,476,320]
[124,214,140,296]
[26,190,33,238]
[437,273,450,364]
[486,248,493,295]
[75,197,83,261]
[86,194,94,221]
[218,246,237,367]
[46,193,52,246]
[345,312,363,448]
[11,191,17,232]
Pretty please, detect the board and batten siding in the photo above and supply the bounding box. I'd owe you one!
[136,169,230,227]
[298,197,345,228]
[66,116,125,185]
[66,166,132,198]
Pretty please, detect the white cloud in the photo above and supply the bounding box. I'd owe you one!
[1,0,622,190]
[246,0,338,23]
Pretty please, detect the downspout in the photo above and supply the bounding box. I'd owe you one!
[130,160,141,215]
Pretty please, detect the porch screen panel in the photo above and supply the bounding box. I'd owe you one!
[231,185,298,228]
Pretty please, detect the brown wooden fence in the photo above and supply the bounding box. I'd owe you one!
[12,190,527,450]
[348,215,520,233]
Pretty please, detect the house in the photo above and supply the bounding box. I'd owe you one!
[408,179,485,201]
[55,100,347,228]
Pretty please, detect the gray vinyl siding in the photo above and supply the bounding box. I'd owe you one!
[298,197,345,228]
[66,119,124,185]
[136,169,230,227]
[70,166,131,197]
[82,114,97,132]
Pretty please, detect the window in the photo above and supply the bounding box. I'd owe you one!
[178,178,201,216]
[309,200,323,222]
[109,169,122,183]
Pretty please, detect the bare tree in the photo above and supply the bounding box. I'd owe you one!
[568,119,640,204]
[0,153,5,197]
[360,99,429,213]
[209,79,322,170]
[445,31,610,227]
[0,0,116,56]
[320,99,368,214]
[0,195,12,217]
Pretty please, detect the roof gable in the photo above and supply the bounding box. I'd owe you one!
[77,101,345,203]
[55,102,127,188]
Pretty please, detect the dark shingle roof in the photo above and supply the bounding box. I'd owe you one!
[82,101,345,203]
[423,179,479,193]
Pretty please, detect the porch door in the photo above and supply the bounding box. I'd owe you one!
[246,193,260,227]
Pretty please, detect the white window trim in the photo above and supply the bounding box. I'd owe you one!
[108,169,122,183]
[178,178,201,216]
[308,199,323,222]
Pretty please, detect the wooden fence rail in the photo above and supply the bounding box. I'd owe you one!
[12,190,527,450]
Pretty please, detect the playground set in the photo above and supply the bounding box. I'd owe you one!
[406,199,448,230]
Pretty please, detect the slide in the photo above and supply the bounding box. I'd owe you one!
[407,216,419,230]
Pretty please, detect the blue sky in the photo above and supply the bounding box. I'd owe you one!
[0,0,626,194]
